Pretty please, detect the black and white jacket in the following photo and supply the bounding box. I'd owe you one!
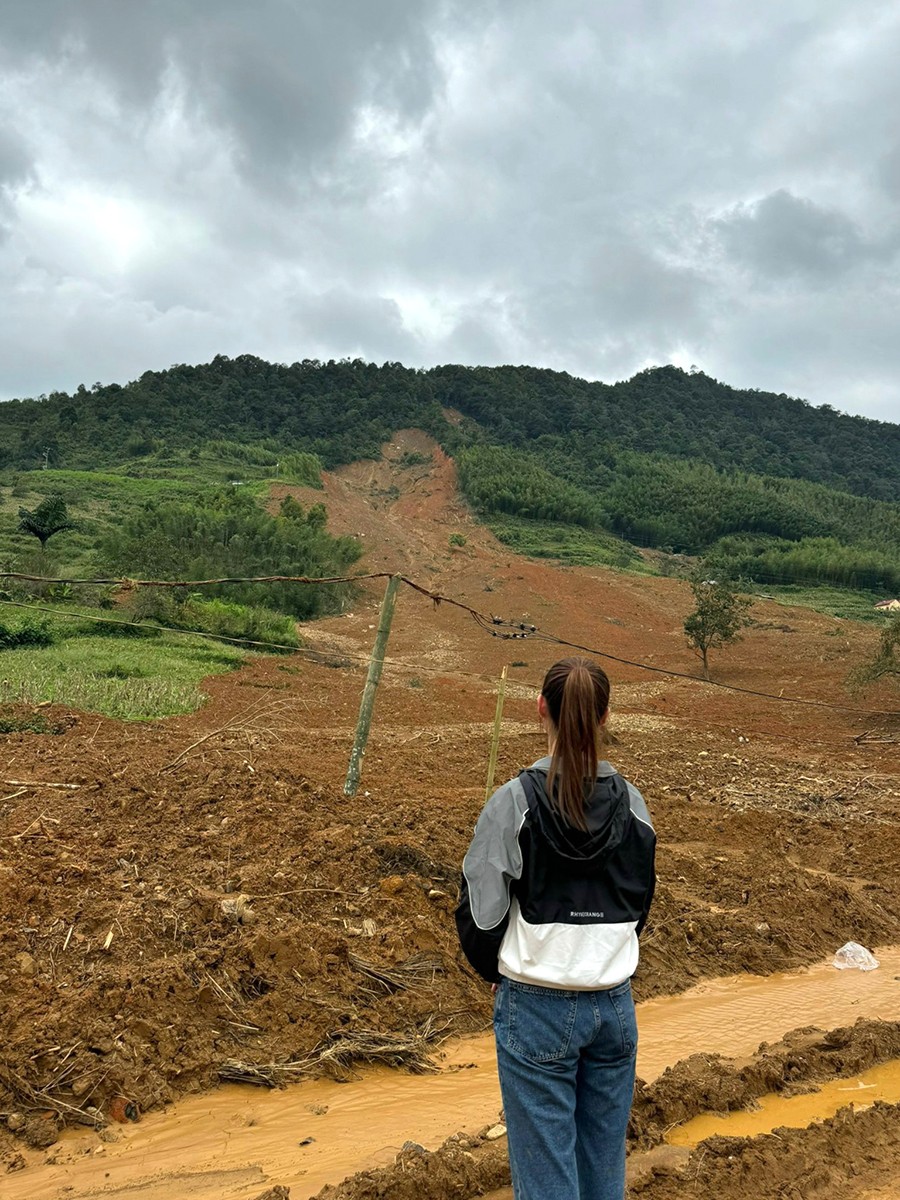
[456,757,656,989]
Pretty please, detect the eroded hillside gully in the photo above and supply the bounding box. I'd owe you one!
[7,949,900,1200]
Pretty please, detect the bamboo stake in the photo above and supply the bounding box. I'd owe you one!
[485,664,509,801]
[344,575,401,797]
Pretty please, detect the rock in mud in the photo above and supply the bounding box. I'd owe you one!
[252,1188,290,1200]
[399,1140,427,1158]
[220,894,256,924]
[108,1097,140,1123]
[378,875,406,896]
[19,1116,59,1149]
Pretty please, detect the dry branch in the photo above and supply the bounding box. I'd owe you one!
[218,1019,443,1087]
[348,952,444,993]
[158,697,299,773]
[0,1063,107,1129]
[1,780,81,789]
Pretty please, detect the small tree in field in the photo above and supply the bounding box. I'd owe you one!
[684,577,752,679]
[849,615,900,691]
[18,494,75,548]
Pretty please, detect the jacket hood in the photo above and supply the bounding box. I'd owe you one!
[523,762,630,863]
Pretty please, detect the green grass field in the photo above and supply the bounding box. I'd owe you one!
[748,583,888,623]
[0,624,246,719]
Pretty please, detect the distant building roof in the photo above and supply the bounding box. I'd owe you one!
[874,599,900,610]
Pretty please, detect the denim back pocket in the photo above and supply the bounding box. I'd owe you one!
[500,982,579,1063]
[607,980,637,1057]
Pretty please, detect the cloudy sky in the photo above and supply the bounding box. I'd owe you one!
[2,1,899,419]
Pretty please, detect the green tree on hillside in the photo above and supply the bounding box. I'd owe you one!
[18,494,75,548]
[684,576,752,679]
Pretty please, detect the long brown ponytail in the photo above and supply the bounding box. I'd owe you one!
[542,657,610,830]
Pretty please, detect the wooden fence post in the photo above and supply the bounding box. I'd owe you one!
[343,575,401,797]
[485,663,509,801]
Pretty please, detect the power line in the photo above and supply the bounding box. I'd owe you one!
[1,571,897,716]
[3,594,884,755]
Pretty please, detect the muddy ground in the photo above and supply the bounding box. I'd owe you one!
[2,432,899,1195]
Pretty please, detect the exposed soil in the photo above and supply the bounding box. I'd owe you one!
[312,1020,900,1200]
[360,1100,900,1200]
[2,431,900,1197]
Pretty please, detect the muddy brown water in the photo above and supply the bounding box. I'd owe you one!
[9,947,900,1200]
[666,1058,900,1147]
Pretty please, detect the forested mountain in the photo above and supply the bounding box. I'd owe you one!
[3,355,899,592]
[3,355,899,499]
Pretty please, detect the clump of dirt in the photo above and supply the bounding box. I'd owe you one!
[0,756,487,1141]
[313,1130,510,1200]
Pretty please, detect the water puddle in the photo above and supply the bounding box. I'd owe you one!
[7,946,899,1200]
[667,1058,900,1147]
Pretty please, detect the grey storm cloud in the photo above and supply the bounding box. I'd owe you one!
[1,0,899,420]
[715,190,876,282]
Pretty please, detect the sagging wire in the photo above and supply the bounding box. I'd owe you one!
[1,571,897,716]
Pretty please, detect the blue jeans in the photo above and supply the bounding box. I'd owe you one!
[493,977,637,1200]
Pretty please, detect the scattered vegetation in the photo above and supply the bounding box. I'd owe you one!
[746,584,887,624]
[0,710,68,735]
[101,488,360,619]
[485,515,644,570]
[849,615,900,692]
[130,591,299,650]
[0,617,55,649]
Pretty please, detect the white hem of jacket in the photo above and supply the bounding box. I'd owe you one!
[498,898,639,991]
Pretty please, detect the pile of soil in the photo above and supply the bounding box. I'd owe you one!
[631,1102,900,1200]
[631,1018,900,1148]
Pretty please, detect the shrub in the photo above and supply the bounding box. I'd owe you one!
[0,618,55,650]
[279,451,323,487]
[102,489,360,619]
[130,590,299,650]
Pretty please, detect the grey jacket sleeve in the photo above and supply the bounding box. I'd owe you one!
[627,783,657,936]
[454,778,529,982]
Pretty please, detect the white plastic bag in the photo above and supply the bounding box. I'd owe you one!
[833,941,879,971]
